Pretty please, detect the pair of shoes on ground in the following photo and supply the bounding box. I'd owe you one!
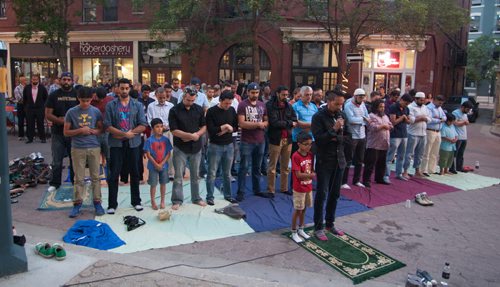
[35,242,66,260]
[106,204,144,215]
[69,202,106,218]
[291,228,311,243]
[415,192,434,206]
[314,227,345,241]
[341,182,366,189]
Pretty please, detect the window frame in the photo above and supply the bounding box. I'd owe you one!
[82,0,97,23]
[102,0,118,22]
[0,0,7,18]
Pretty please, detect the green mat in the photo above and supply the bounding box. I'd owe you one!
[38,183,93,210]
[283,227,406,284]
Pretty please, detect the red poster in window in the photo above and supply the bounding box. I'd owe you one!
[376,51,400,68]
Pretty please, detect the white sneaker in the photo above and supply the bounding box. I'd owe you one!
[341,184,351,190]
[298,228,310,240]
[291,232,304,243]
[355,182,366,188]
[107,208,115,214]
[134,205,144,211]
[47,186,57,192]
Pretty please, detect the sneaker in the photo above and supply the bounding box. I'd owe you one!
[383,176,391,184]
[69,204,82,218]
[107,208,116,214]
[35,242,55,258]
[134,205,144,211]
[326,226,345,236]
[291,231,304,243]
[207,199,215,206]
[47,186,58,192]
[354,182,366,188]
[449,170,458,174]
[341,184,351,190]
[52,243,66,261]
[415,193,429,206]
[314,229,328,241]
[224,197,238,204]
[396,175,408,181]
[420,192,434,206]
[94,202,105,216]
[298,228,311,240]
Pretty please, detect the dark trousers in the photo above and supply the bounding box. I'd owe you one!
[314,160,344,231]
[17,103,26,138]
[26,108,46,141]
[119,137,144,182]
[50,133,74,187]
[450,140,467,172]
[108,143,142,209]
[342,138,366,184]
[363,148,388,183]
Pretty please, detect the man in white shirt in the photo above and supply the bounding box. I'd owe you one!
[14,75,27,140]
[421,95,446,176]
[403,92,431,178]
[171,78,183,102]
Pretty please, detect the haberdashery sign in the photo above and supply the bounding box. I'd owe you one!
[70,42,133,58]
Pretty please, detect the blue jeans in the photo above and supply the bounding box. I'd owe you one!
[314,159,344,231]
[385,137,407,177]
[237,142,265,196]
[172,147,202,205]
[50,133,74,187]
[404,134,426,170]
[206,143,234,200]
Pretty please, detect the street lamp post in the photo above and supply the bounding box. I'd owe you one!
[0,42,28,277]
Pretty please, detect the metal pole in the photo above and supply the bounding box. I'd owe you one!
[0,44,28,277]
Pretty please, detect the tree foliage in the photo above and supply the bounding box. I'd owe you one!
[466,35,499,84]
[12,0,74,71]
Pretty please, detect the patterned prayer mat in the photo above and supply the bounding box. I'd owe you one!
[38,183,93,210]
[283,227,406,285]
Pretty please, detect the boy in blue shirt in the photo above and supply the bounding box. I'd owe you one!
[439,113,458,175]
[144,118,173,210]
[64,87,104,218]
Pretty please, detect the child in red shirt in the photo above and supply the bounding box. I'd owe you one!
[290,132,315,243]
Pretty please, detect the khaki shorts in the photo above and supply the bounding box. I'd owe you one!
[293,190,313,210]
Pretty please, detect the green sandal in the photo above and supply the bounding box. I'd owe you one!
[35,242,55,258]
[52,243,66,261]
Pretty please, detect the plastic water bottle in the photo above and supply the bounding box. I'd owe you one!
[475,161,480,169]
[442,262,451,280]
[405,199,411,208]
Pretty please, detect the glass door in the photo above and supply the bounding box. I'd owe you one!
[388,73,402,90]
[374,73,387,91]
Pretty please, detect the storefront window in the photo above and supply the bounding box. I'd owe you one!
[363,50,373,69]
[139,41,182,85]
[218,44,271,83]
[374,50,401,69]
[73,58,133,86]
[405,50,415,69]
[12,59,61,87]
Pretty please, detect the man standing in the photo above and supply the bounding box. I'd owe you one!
[169,88,207,209]
[14,75,26,141]
[403,92,431,178]
[104,78,147,214]
[237,82,269,201]
[421,95,446,176]
[45,72,79,191]
[139,85,155,111]
[312,88,324,109]
[171,78,183,102]
[291,86,318,156]
[311,91,346,241]
[342,88,369,189]
[164,84,179,106]
[205,91,239,205]
[450,101,473,174]
[23,74,48,144]
[266,86,297,195]
[384,94,412,183]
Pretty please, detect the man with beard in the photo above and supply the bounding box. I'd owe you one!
[171,78,183,102]
[45,72,79,192]
[23,73,48,144]
[311,91,346,241]
[236,82,270,201]
[421,95,446,176]
[312,88,324,109]
[104,78,147,214]
[402,92,431,179]
[266,86,297,196]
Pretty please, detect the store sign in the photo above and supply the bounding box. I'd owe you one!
[70,42,133,57]
[376,50,400,68]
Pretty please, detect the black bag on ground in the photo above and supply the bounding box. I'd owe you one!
[214,203,246,220]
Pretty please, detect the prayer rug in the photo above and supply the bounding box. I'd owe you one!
[38,183,93,210]
[96,182,254,253]
[283,227,406,285]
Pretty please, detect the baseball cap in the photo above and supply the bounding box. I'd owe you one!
[247,82,260,91]
[61,72,73,79]
[415,92,425,98]
[190,77,201,85]
[354,88,366,96]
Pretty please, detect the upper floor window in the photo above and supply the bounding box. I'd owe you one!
[470,15,481,32]
[83,0,96,22]
[307,0,328,19]
[103,0,118,22]
[293,42,338,68]
[0,0,6,18]
[472,0,482,6]
[132,0,144,14]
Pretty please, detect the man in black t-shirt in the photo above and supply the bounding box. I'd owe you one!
[45,72,79,192]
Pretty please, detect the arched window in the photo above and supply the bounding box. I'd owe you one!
[218,44,271,83]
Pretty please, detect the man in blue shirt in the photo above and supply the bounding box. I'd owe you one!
[450,101,473,173]
[421,95,446,176]
[291,86,318,157]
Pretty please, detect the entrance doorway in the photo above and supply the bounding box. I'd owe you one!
[373,72,401,91]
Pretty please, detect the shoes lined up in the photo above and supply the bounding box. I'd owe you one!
[35,242,66,261]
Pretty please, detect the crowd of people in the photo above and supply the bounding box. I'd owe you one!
[10,72,473,242]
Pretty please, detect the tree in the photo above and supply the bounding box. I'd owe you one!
[305,0,469,87]
[466,35,498,85]
[13,0,73,72]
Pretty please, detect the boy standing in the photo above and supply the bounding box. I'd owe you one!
[439,113,458,175]
[64,87,104,217]
[290,132,315,243]
[144,118,173,210]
